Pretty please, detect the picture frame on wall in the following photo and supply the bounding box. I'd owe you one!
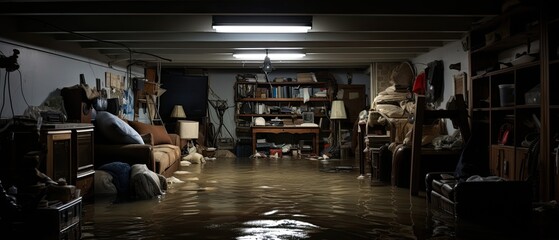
[454,72,467,101]
[302,112,314,123]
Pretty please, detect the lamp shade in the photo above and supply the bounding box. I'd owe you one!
[330,100,347,120]
[171,105,186,118]
[178,120,199,140]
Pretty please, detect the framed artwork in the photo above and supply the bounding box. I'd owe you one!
[454,72,467,101]
[302,112,314,123]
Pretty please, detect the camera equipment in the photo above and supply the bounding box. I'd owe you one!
[0,49,20,72]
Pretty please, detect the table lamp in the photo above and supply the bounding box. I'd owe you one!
[171,104,186,119]
[330,100,347,150]
[179,120,199,152]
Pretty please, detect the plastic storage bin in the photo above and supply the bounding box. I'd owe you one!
[524,84,541,105]
[498,84,515,107]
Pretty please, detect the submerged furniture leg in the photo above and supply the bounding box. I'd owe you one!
[358,122,365,176]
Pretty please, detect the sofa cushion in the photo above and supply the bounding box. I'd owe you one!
[128,121,173,145]
[130,164,165,199]
[93,169,117,195]
[95,111,143,144]
[98,161,132,196]
[152,144,181,173]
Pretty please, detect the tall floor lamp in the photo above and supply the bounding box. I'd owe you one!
[330,100,347,154]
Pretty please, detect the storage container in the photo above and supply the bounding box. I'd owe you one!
[524,84,541,105]
[498,84,515,107]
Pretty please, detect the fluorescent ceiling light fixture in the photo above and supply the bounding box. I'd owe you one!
[213,15,312,33]
[233,53,306,60]
[213,26,310,33]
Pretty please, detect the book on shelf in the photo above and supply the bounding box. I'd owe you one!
[256,87,268,98]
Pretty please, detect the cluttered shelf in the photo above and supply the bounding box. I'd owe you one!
[251,126,320,155]
[237,113,328,117]
[236,97,330,102]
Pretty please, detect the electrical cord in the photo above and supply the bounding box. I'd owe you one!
[0,71,8,117]
[16,70,30,107]
[29,17,172,63]
[0,70,21,118]
[0,69,32,118]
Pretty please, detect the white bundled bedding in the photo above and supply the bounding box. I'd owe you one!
[371,86,414,118]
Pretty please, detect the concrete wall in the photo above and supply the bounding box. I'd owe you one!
[0,37,142,120]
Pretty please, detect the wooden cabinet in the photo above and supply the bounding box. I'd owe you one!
[42,129,73,184]
[469,2,559,200]
[72,127,95,200]
[40,124,95,200]
[489,145,530,181]
[336,84,366,124]
[544,6,559,201]
[469,5,541,181]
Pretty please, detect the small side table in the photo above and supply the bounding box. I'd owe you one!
[366,134,391,182]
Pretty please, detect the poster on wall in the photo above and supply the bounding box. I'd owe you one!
[454,72,467,102]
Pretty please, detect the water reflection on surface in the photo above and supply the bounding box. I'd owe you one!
[80,157,532,239]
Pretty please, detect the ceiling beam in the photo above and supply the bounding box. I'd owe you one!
[99,48,431,55]
[1,0,502,15]
[12,15,484,33]
[79,41,445,49]
[50,32,465,42]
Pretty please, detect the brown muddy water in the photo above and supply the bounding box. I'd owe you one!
[80,157,550,240]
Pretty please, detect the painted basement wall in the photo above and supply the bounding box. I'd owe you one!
[1,36,466,141]
[0,37,143,120]
[411,40,470,134]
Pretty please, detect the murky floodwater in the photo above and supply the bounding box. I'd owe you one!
[80,157,547,240]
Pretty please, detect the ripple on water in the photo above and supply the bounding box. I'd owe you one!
[82,158,458,239]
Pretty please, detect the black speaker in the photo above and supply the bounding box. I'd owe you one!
[61,88,91,123]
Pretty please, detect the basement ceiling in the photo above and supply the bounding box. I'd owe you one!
[0,0,503,70]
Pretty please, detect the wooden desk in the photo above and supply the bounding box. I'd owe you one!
[251,126,320,155]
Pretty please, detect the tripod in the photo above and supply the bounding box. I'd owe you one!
[208,100,234,147]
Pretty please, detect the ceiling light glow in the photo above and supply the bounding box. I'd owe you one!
[213,25,311,33]
[233,53,306,60]
[212,15,312,33]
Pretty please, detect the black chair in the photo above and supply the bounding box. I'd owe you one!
[425,133,539,225]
